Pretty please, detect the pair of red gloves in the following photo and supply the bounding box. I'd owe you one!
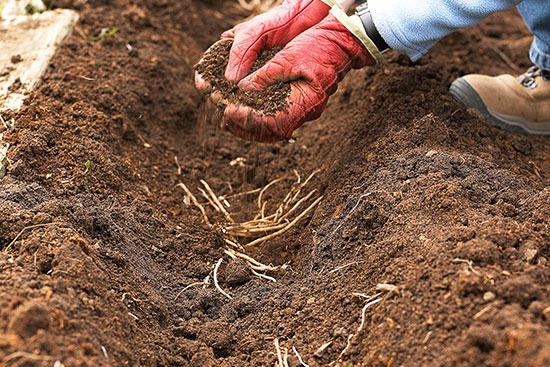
[195,0,376,142]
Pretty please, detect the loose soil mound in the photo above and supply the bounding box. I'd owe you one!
[0,1,548,367]
[195,39,290,115]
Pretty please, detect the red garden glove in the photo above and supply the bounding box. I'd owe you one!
[195,0,331,93]
[221,13,377,142]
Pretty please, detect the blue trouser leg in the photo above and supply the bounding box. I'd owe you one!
[517,0,550,70]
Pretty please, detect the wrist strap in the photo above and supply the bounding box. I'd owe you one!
[355,2,389,52]
[329,5,384,65]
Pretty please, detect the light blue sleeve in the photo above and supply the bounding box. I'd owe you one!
[368,0,522,61]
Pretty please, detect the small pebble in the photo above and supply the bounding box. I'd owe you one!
[11,54,22,64]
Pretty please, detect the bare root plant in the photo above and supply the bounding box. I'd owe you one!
[177,169,323,291]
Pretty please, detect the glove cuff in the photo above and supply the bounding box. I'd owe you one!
[319,0,343,7]
[329,5,384,66]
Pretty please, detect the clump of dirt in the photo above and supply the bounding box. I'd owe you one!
[8,301,51,339]
[194,39,291,115]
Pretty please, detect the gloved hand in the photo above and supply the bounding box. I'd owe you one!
[221,13,377,142]
[195,0,332,93]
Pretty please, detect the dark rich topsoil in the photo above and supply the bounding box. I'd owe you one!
[0,1,548,367]
[195,39,290,115]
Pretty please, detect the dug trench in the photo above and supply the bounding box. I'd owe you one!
[0,1,548,366]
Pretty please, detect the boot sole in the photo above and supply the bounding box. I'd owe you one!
[449,77,550,135]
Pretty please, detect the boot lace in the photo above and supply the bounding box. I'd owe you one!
[517,66,550,89]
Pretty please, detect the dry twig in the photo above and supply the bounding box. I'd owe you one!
[452,258,480,274]
[274,338,287,367]
[245,196,323,247]
[213,258,232,300]
[201,180,234,223]
[3,352,54,362]
[292,346,309,367]
[357,298,382,332]
[251,269,276,282]
[174,281,210,301]
[198,187,219,212]
[314,341,332,357]
[333,294,383,363]
[174,155,182,175]
[178,183,212,227]
[338,334,354,360]
[4,222,61,253]
[101,346,108,359]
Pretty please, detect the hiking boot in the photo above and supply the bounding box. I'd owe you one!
[449,66,550,135]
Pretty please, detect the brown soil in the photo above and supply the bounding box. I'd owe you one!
[0,1,548,367]
[195,39,290,115]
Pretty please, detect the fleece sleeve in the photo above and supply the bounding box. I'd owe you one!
[368,0,522,61]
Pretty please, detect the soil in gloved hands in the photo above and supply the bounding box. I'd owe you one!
[194,40,291,115]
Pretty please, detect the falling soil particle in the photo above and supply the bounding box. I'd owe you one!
[11,54,22,64]
[7,78,23,93]
[195,39,291,115]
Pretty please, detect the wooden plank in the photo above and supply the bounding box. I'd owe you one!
[1,1,46,19]
[0,9,78,111]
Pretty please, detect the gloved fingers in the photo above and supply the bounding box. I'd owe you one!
[221,81,326,142]
[224,30,267,83]
[237,39,340,92]
[237,51,306,92]
[220,28,235,40]
[223,8,283,83]
[195,67,227,107]
[222,0,333,83]
[195,38,236,93]
[222,104,286,143]
[209,90,226,106]
[293,81,327,122]
[237,17,368,93]
[194,71,212,94]
[223,2,321,83]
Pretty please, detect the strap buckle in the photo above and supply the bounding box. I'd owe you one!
[355,2,369,16]
[354,2,390,52]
